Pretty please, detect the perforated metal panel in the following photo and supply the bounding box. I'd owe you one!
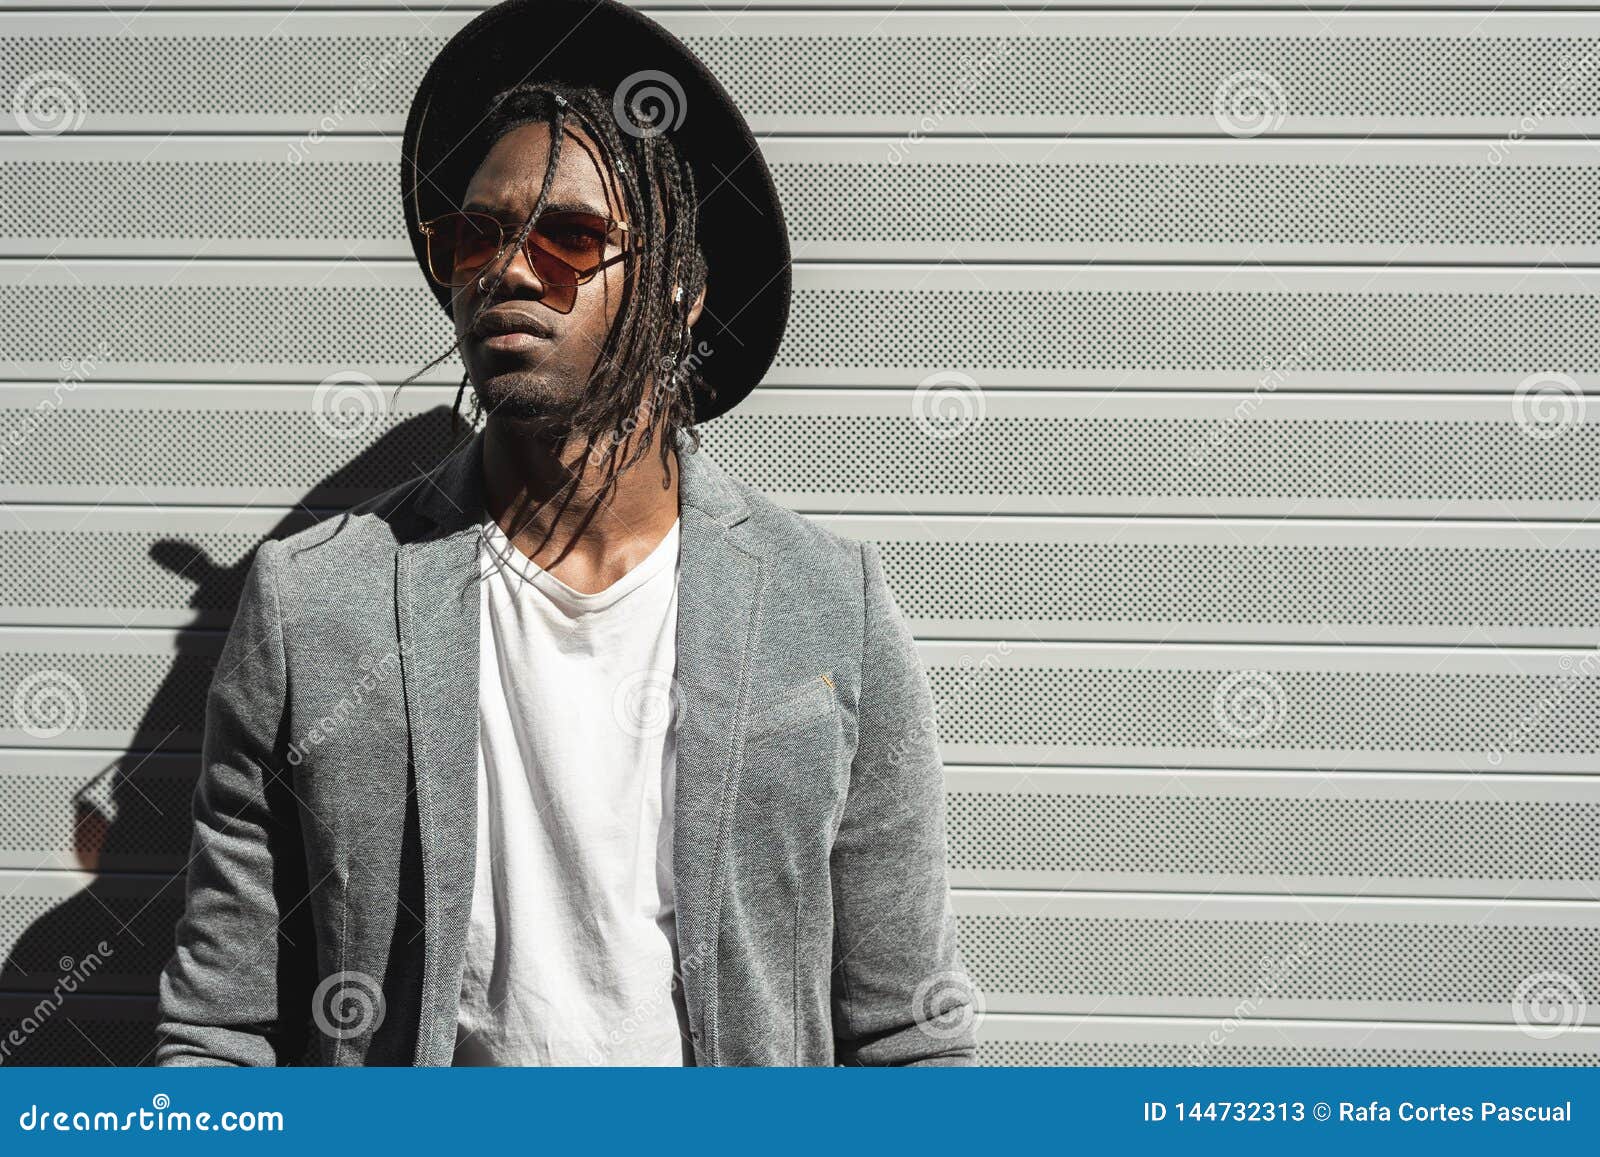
[0,996,156,1067]
[2,1,1597,1067]
[0,872,181,995]
[0,509,325,628]
[827,517,1600,646]
[0,753,198,872]
[700,393,1600,519]
[5,509,1594,646]
[955,892,1600,1022]
[10,138,1600,264]
[1,630,1591,773]
[0,385,463,506]
[11,263,1600,392]
[8,13,1600,135]
[944,769,1600,898]
[925,643,1598,772]
[977,1016,1600,1067]
[4,386,1594,519]
[0,629,219,750]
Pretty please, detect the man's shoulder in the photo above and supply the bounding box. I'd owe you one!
[705,458,867,586]
[266,464,440,575]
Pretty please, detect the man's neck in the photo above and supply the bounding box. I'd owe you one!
[479,418,681,595]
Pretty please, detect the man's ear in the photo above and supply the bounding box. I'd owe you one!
[676,282,708,328]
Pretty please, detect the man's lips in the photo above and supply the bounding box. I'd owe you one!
[473,309,556,352]
[481,331,550,352]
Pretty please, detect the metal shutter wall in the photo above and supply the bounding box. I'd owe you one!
[1,5,1595,1065]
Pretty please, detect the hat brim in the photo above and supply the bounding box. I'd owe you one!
[401,0,791,424]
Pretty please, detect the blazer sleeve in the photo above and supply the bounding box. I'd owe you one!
[154,539,314,1066]
[828,540,978,1066]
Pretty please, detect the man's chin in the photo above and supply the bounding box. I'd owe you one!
[471,379,578,430]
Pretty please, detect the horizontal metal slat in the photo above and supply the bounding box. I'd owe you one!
[7,13,1600,135]
[920,641,1599,772]
[975,1013,1600,1066]
[8,262,1600,390]
[9,752,1595,895]
[7,138,1600,263]
[3,385,1594,519]
[0,629,1593,770]
[944,767,1600,899]
[952,890,1600,1024]
[0,508,1595,647]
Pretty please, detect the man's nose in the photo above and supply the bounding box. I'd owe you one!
[487,239,547,299]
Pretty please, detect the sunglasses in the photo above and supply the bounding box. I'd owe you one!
[418,209,636,314]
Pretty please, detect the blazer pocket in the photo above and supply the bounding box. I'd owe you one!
[745,673,837,742]
[725,674,844,1063]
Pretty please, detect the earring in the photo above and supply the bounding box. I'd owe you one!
[478,274,491,293]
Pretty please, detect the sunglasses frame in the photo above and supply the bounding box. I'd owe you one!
[418,208,638,292]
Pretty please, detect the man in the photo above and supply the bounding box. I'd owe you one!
[154,0,976,1066]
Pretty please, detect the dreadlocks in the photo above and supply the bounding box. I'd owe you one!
[398,78,710,561]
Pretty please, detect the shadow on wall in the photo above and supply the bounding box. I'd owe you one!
[0,407,469,1065]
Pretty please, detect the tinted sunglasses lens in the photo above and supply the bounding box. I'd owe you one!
[427,213,500,286]
[529,211,612,283]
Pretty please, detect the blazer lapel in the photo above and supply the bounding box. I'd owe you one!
[671,432,766,1064]
[393,426,765,1067]
[396,429,486,1066]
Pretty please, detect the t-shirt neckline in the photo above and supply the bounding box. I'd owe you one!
[478,511,681,613]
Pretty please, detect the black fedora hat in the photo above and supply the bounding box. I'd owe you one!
[401,0,791,424]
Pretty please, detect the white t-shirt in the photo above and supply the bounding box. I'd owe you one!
[452,510,692,1066]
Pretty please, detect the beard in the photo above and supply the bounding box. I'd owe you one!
[468,364,584,432]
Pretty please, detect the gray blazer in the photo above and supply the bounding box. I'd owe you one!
[154,426,976,1066]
